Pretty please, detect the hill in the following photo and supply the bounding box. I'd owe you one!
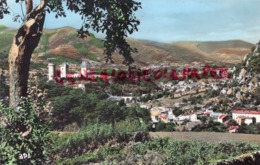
[0,25,254,68]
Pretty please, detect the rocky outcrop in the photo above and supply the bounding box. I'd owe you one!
[217,41,260,108]
[238,68,247,80]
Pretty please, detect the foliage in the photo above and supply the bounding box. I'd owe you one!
[247,55,260,73]
[192,121,227,132]
[204,90,219,98]
[89,34,104,48]
[155,122,176,132]
[227,119,239,126]
[131,138,260,165]
[50,88,106,128]
[110,83,122,95]
[189,95,203,104]
[51,121,147,163]
[73,42,98,61]
[0,69,8,101]
[30,62,46,70]
[40,53,81,64]
[118,99,126,107]
[95,100,122,124]
[40,80,150,129]
[172,108,183,117]
[0,101,53,164]
[0,32,13,53]
[237,123,260,134]
[124,104,150,123]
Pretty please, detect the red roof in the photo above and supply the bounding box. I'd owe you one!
[228,126,239,130]
[237,116,254,119]
[219,114,227,119]
[160,115,167,119]
[232,110,260,115]
[204,112,210,115]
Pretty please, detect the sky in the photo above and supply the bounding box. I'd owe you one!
[1,0,260,43]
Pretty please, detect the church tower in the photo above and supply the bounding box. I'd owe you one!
[60,63,69,78]
[80,61,88,77]
[48,63,55,81]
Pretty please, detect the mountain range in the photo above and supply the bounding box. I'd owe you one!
[0,25,254,68]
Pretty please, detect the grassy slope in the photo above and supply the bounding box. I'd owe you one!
[0,25,7,31]
[197,40,254,53]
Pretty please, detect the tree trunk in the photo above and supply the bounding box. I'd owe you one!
[8,10,46,108]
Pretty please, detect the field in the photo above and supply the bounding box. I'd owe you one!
[150,132,260,144]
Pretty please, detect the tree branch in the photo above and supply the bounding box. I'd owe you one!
[27,0,48,19]
[26,0,33,14]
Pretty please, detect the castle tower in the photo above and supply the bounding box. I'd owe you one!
[60,63,69,78]
[80,61,88,77]
[48,63,55,81]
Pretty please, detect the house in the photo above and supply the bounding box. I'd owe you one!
[232,110,260,124]
[177,115,190,121]
[151,116,159,123]
[209,112,222,118]
[228,125,239,133]
[150,109,161,122]
[217,114,229,124]
[190,113,198,122]
[236,116,256,125]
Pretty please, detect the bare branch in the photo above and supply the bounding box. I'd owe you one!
[19,1,26,22]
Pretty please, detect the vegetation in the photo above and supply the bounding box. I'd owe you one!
[0,69,8,101]
[237,123,260,134]
[0,24,7,31]
[192,121,227,132]
[0,101,52,164]
[36,32,55,53]
[189,95,203,105]
[0,32,13,52]
[247,54,260,72]
[30,62,46,70]
[73,42,98,61]
[40,53,81,64]
[37,80,150,130]
[131,138,260,165]
[155,122,176,131]
[88,33,104,48]
[51,121,147,164]
[204,90,219,98]
[172,108,183,117]
[2,0,141,108]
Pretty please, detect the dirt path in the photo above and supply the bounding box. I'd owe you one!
[150,132,260,144]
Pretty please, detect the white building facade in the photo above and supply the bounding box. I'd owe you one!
[232,110,260,123]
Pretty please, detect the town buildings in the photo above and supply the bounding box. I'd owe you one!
[232,110,260,125]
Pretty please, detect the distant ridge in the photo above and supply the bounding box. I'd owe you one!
[0,26,254,66]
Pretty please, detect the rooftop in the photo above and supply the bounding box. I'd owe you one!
[218,114,227,119]
[232,110,260,115]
